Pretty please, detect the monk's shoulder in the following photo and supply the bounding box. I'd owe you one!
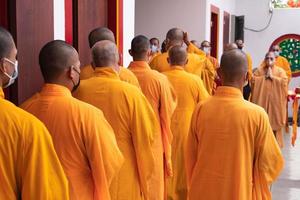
[242,100,268,118]
[20,93,41,109]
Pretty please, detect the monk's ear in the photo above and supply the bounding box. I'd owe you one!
[185,59,188,65]
[69,66,76,80]
[167,57,170,64]
[129,49,133,57]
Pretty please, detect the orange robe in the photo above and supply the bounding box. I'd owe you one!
[21,84,124,200]
[275,55,291,82]
[163,66,209,200]
[74,67,159,200]
[0,88,69,200]
[186,86,284,200]
[128,61,177,200]
[251,65,288,148]
[80,64,140,88]
[246,53,253,80]
[186,44,216,95]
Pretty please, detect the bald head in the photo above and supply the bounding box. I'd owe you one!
[220,49,248,84]
[39,40,78,83]
[92,40,119,67]
[88,27,115,48]
[235,39,244,50]
[130,35,150,61]
[168,45,187,66]
[166,28,184,42]
[224,43,238,52]
[0,27,15,59]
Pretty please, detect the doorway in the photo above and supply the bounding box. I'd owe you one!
[210,5,219,58]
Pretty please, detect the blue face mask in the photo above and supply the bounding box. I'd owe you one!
[3,58,18,88]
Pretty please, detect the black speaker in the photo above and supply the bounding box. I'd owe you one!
[235,15,245,41]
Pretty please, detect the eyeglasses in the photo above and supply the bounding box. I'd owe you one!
[273,49,280,52]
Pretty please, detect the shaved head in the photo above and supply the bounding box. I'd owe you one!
[224,43,238,52]
[220,49,248,84]
[166,28,184,42]
[130,35,150,60]
[88,27,115,48]
[92,40,119,67]
[168,45,187,66]
[39,40,78,82]
[0,27,15,59]
[272,45,280,51]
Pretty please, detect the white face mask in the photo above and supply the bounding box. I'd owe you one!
[151,45,158,53]
[203,47,210,54]
[274,51,280,57]
[3,58,18,88]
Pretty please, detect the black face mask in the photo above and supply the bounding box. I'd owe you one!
[71,69,80,93]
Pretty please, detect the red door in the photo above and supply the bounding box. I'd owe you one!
[210,5,219,58]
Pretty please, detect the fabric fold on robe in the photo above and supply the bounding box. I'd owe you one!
[163,66,209,200]
[186,86,283,200]
[74,67,159,200]
[0,87,69,200]
[128,61,177,200]
[21,84,124,200]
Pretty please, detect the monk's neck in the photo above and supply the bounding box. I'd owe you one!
[222,83,243,92]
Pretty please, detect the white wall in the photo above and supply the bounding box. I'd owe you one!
[135,0,206,47]
[53,0,65,40]
[235,0,300,115]
[123,0,135,67]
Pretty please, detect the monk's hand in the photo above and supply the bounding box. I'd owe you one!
[183,32,190,46]
[265,67,272,80]
[165,159,173,177]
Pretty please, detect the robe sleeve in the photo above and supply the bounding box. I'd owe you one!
[246,53,253,80]
[255,111,284,184]
[159,76,177,176]
[131,93,157,198]
[21,120,69,200]
[283,57,292,81]
[185,104,201,187]
[195,78,210,101]
[85,109,124,196]
[187,43,206,56]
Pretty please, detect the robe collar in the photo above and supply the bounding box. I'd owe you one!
[0,87,4,99]
[40,84,72,97]
[128,61,151,70]
[94,67,120,80]
[215,86,243,99]
[170,65,184,71]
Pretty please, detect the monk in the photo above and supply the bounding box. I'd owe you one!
[21,40,124,200]
[74,40,158,200]
[186,49,284,200]
[236,39,253,100]
[200,40,220,93]
[80,27,140,88]
[150,37,161,61]
[184,34,216,95]
[251,52,288,148]
[150,28,213,94]
[128,35,177,200]
[163,45,209,200]
[272,45,292,82]
[0,27,69,199]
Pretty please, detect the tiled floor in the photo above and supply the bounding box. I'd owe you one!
[272,128,300,200]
